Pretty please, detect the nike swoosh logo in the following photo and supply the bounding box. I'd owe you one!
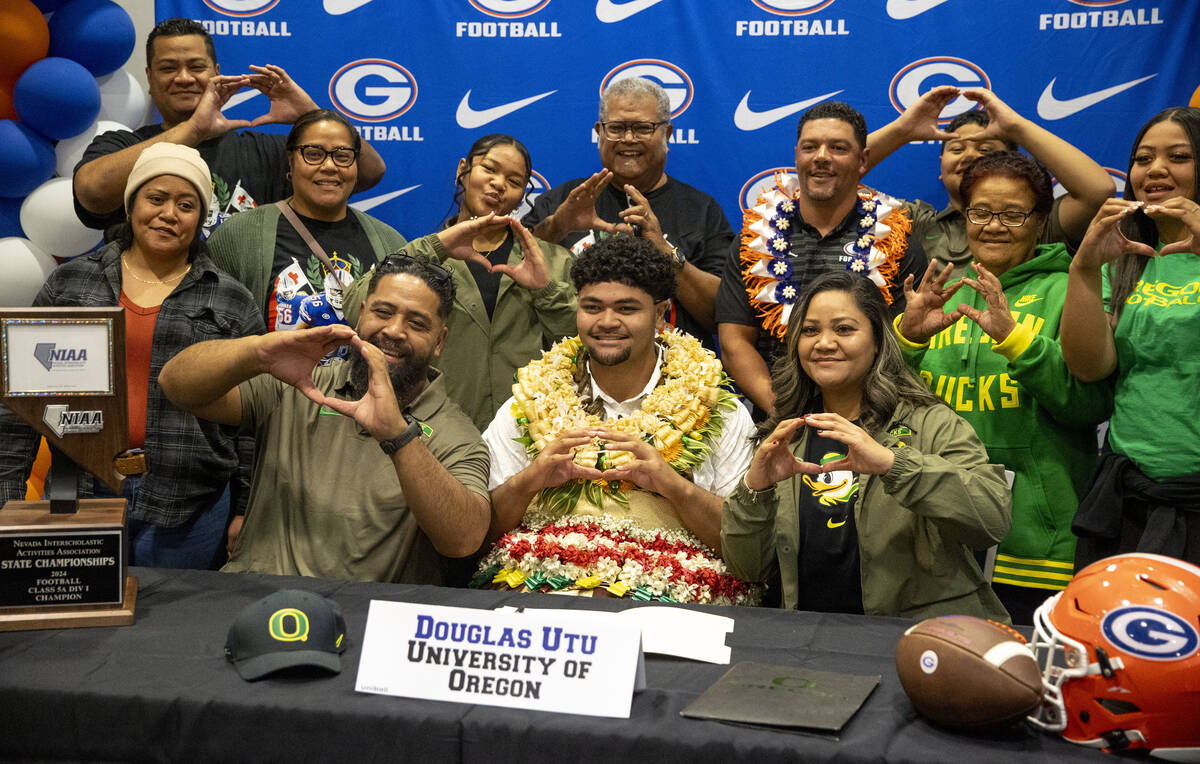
[221,89,261,112]
[1013,295,1042,307]
[886,0,952,19]
[324,0,374,15]
[1036,74,1157,120]
[734,89,844,131]
[349,185,420,213]
[827,517,847,529]
[596,0,667,23]
[455,89,557,129]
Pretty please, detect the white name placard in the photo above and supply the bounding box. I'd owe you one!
[356,601,643,718]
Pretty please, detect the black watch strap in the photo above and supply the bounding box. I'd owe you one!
[379,412,423,455]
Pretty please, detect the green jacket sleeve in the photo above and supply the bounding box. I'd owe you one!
[993,323,1114,429]
[720,481,781,584]
[876,409,1012,552]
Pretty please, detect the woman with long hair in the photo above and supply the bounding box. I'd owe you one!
[207,108,407,332]
[0,143,263,568]
[896,151,1113,624]
[1060,106,1200,564]
[345,134,576,431]
[721,270,1011,619]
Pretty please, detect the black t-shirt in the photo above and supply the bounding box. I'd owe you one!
[794,430,864,615]
[468,230,515,320]
[269,210,376,331]
[716,203,927,368]
[73,125,291,238]
[523,175,733,348]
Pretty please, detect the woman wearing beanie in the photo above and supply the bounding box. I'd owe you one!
[0,142,265,569]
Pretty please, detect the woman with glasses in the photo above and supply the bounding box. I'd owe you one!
[346,134,576,432]
[1060,107,1200,565]
[207,108,407,333]
[895,150,1112,623]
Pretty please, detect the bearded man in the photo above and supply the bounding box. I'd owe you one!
[159,255,489,583]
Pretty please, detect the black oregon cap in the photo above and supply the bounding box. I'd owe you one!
[224,590,348,681]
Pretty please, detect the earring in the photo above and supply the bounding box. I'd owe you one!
[286,171,292,181]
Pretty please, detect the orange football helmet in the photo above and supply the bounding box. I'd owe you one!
[1028,553,1200,759]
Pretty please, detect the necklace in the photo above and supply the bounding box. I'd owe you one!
[122,254,191,285]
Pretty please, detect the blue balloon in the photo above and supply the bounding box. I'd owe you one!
[0,120,56,198]
[0,198,26,238]
[13,57,101,141]
[32,0,72,11]
[48,0,136,77]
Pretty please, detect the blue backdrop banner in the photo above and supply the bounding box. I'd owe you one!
[156,0,1200,240]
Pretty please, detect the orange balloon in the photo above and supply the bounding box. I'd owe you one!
[1190,83,1200,109]
[25,437,51,501]
[0,78,16,120]
[0,0,49,81]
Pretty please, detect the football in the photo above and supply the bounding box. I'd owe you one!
[895,615,1043,728]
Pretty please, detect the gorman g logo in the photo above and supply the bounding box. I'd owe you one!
[600,59,693,119]
[268,608,310,642]
[469,0,553,16]
[330,59,418,123]
[750,0,837,15]
[1101,606,1199,661]
[889,57,991,123]
[201,0,279,16]
[740,167,797,213]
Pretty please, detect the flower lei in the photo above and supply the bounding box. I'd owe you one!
[739,173,912,342]
[510,330,740,514]
[472,514,760,606]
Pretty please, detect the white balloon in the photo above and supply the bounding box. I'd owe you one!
[96,70,149,129]
[20,178,103,258]
[55,119,131,177]
[0,237,57,308]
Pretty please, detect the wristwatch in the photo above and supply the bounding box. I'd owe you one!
[379,411,423,455]
[666,244,686,271]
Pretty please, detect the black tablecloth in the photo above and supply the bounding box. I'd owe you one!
[0,568,1105,763]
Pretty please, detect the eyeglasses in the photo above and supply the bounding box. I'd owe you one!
[291,144,359,167]
[598,121,668,140]
[965,207,1035,227]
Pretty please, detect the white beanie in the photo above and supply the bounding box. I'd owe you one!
[123,142,213,220]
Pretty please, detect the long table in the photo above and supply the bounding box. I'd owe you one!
[0,567,1104,763]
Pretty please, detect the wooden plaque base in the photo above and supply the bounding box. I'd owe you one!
[0,498,137,631]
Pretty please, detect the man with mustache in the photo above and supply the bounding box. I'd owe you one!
[523,77,733,350]
[717,101,928,416]
[475,236,760,605]
[159,255,490,584]
[72,17,385,238]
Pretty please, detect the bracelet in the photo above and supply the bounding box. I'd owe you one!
[741,474,774,497]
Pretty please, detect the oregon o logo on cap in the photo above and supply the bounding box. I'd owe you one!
[739,167,796,213]
[468,0,552,17]
[268,608,310,642]
[600,59,693,119]
[201,0,279,16]
[750,0,837,15]
[330,59,418,123]
[888,57,990,124]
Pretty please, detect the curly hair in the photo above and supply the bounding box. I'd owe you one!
[796,101,867,148]
[369,254,457,320]
[569,235,676,303]
[1109,106,1200,319]
[147,18,216,67]
[959,150,1054,218]
[940,110,1018,154]
[760,271,945,439]
[441,133,532,229]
